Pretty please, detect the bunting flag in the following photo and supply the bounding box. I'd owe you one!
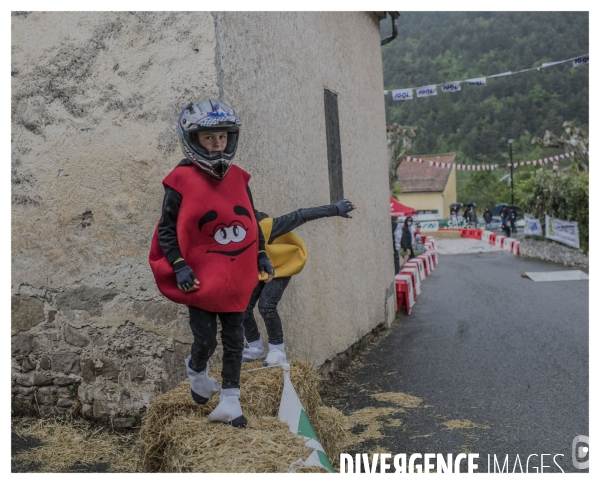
[466,77,487,86]
[392,88,413,101]
[416,85,437,98]
[441,82,461,93]
[404,151,586,170]
[386,53,588,100]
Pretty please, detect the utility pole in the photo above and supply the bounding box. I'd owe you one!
[508,136,514,205]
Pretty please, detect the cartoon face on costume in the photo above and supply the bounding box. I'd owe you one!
[198,205,256,261]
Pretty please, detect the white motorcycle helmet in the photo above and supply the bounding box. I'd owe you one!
[177,99,241,179]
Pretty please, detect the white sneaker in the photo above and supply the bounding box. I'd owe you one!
[185,357,221,404]
[263,343,287,367]
[207,387,247,427]
[242,336,266,362]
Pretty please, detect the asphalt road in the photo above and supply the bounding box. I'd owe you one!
[324,251,589,473]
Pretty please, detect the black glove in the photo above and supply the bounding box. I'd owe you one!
[335,199,355,218]
[258,252,274,277]
[173,259,198,291]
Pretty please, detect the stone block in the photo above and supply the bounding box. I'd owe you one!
[39,355,51,370]
[80,359,96,382]
[11,294,45,332]
[11,332,34,357]
[21,356,36,372]
[56,398,76,408]
[51,352,81,375]
[113,417,134,429]
[124,361,145,381]
[64,324,90,347]
[15,371,53,387]
[81,403,93,418]
[96,357,120,380]
[55,286,118,317]
[54,375,81,386]
[93,399,110,420]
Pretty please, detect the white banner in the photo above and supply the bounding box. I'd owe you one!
[416,85,438,98]
[420,221,439,231]
[466,77,487,86]
[392,89,413,101]
[441,82,461,93]
[524,216,543,236]
[573,56,589,67]
[545,215,580,249]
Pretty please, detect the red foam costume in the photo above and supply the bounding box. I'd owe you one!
[149,164,259,312]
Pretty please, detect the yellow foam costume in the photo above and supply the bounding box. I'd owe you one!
[257,218,307,279]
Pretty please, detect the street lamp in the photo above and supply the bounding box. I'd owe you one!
[507,136,514,205]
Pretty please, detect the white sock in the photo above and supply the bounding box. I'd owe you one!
[263,342,287,367]
[185,357,221,399]
[207,387,244,423]
[242,336,266,362]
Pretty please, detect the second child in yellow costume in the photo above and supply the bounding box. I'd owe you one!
[242,199,355,366]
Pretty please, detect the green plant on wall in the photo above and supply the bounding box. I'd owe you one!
[522,165,588,252]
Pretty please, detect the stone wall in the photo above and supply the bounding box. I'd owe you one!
[11,12,394,423]
[11,11,219,422]
[519,237,589,268]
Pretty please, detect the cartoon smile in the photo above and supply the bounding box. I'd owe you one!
[206,240,255,257]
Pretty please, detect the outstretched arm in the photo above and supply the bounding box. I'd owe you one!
[269,199,355,243]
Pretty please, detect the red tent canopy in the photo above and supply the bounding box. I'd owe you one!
[390,197,417,217]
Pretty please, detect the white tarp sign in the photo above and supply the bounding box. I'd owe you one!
[416,85,438,98]
[524,216,543,236]
[392,89,413,101]
[573,56,589,67]
[420,221,439,231]
[545,215,580,248]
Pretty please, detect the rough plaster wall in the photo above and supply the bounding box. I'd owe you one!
[215,12,394,367]
[11,11,219,421]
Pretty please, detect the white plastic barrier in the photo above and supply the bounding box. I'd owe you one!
[502,237,516,251]
[395,273,415,309]
[481,230,493,243]
[400,266,421,296]
[495,235,506,249]
[426,249,438,266]
[404,258,426,281]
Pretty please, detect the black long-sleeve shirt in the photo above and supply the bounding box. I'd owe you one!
[256,204,339,244]
[157,160,266,265]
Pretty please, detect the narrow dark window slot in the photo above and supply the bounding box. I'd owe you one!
[324,89,343,203]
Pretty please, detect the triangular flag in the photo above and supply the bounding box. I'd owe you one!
[559,154,565,159]
[429,161,433,166]
[279,365,334,472]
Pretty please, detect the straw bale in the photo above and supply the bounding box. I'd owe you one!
[160,415,313,473]
[139,360,347,472]
[422,230,462,239]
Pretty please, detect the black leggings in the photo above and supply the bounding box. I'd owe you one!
[187,306,244,389]
[242,276,291,345]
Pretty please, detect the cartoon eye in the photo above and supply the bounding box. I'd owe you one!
[230,225,247,243]
[214,227,231,245]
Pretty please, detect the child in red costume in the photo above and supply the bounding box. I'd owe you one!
[149,99,274,428]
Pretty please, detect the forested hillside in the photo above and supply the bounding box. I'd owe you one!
[382,12,589,209]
